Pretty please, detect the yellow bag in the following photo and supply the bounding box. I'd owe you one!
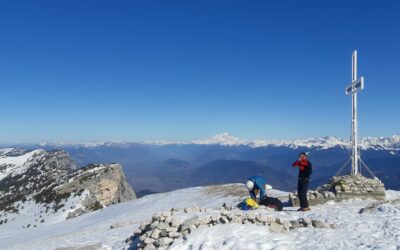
[245,198,259,209]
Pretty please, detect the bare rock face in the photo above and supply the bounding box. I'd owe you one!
[59,163,136,207]
[0,149,136,224]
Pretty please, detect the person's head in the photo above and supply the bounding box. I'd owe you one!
[299,152,308,160]
[246,180,254,191]
[246,180,259,196]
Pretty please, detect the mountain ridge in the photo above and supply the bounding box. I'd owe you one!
[0,149,136,226]
[33,133,400,150]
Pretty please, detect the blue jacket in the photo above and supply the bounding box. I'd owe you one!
[248,175,266,199]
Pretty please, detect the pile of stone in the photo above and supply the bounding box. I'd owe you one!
[290,174,386,207]
[289,190,336,207]
[359,199,400,214]
[129,206,335,250]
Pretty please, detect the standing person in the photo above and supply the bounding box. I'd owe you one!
[292,152,312,211]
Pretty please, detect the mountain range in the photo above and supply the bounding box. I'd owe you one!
[0,137,400,249]
[2,133,400,196]
[35,133,400,151]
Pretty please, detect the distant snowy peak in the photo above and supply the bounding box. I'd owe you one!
[361,135,400,150]
[191,133,400,150]
[38,133,400,150]
[193,132,246,146]
[192,133,350,149]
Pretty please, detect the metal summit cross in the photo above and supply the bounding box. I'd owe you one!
[345,50,365,176]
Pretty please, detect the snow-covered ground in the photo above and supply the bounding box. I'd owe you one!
[1,184,400,250]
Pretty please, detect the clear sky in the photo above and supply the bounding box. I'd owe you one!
[0,0,399,143]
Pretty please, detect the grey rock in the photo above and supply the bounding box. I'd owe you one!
[329,224,337,229]
[150,221,159,229]
[211,214,220,222]
[269,221,285,233]
[67,208,85,219]
[246,213,256,221]
[231,216,242,224]
[144,238,155,244]
[143,244,156,250]
[276,218,290,230]
[168,231,182,238]
[150,228,161,239]
[311,220,326,228]
[219,216,229,224]
[160,230,168,237]
[166,226,177,233]
[157,222,169,230]
[180,216,199,232]
[171,218,181,228]
[290,220,300,229]
[299,218,312,227]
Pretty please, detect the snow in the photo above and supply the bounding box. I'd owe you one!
[193,133,247,146]
[0,184,400,250]
[171,196,400,250]
[170,224,293,250]
[0,149,45,181]
[38,133,400,150]
[0,148,14,156]
[384,190,400,201]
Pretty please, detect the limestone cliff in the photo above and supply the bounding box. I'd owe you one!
[59,163,136,207]
[0,149,136,227]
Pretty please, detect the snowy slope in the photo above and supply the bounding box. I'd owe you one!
[1,184,400,250]
[0,149,45,181]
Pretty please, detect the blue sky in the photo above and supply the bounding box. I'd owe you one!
[0,1,399,143]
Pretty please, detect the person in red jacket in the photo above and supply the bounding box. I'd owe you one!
[292,152,312,211]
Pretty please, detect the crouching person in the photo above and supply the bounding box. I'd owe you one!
[246,175,283,211]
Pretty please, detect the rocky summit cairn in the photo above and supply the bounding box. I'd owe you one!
[290,174,386,206]
[127,205,336,250]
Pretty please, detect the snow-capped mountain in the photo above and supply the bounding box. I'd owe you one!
[4,133,400,198]
[192,133,400,150]
[193,133,248,146]
[361,135,400,151]
[36,133,400,151]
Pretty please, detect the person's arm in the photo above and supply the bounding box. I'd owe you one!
[259,186,265,200]
[292,160,300,167]
[306,161,313,177]
[249,189,256,199]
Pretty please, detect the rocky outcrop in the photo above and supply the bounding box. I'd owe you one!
[59,163,136,207]
[290,174,386,206]
[0,149,136,223]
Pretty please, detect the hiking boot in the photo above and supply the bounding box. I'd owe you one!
[299,207,311,211]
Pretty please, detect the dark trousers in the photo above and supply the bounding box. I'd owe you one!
[298,177,309,208]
